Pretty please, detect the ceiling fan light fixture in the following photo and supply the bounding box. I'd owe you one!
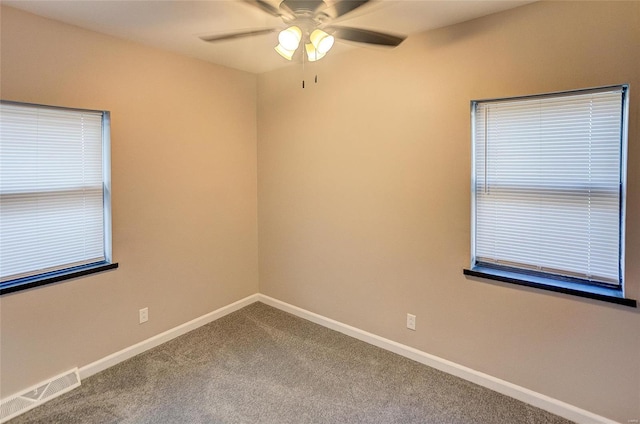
[274,43,296,60]
[305,43,326,62]
[201,0,408,72]
[309,29,335,54]
[278,26,302,51]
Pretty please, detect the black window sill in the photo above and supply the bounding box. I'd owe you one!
[0,262,119,295]
[463,266,637,308]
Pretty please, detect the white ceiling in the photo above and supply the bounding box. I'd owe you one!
[4,0,534,74]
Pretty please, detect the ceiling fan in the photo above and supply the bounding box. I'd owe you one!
[200,0,406,62]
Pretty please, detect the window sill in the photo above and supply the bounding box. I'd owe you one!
[0,262,119,295]
[463,266,636,308]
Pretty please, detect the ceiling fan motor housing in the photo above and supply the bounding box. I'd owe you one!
[279,0,330,25]
[281,0,325,13]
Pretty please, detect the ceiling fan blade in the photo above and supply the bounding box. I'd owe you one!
[327,26,406,47]
[200,28,277,43]
[242,0,296,20]
[319,0,370,19]
[242,0,283,17]
[277,1,298,18]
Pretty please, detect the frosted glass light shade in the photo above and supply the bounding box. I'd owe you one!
[274,44,295,60]
[305,43,326,62]
[278,26,302,51]
[310,29,334,54]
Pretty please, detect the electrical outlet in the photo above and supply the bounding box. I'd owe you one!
[406,313,416,331]
[139,307,148,324]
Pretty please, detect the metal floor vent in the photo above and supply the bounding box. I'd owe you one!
[0,368,80,423]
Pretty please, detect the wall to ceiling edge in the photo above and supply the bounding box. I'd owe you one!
[0,6,259,398]
[257,1,640,422]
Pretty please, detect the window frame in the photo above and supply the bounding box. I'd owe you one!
[464,86,636,308]
[0,100,117,295]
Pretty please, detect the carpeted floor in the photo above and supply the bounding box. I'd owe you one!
[10,302,574,423]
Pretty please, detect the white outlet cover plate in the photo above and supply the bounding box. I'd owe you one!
[407,313,416,330]
[139,308,148,324]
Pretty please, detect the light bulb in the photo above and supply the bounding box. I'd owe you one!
[278,26,302,51]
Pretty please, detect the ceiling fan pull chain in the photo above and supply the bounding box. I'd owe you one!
[302,49,306,88]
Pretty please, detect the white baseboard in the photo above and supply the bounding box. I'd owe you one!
[78,293,259,380]
[11,291,618,424]
[257,294,620,424]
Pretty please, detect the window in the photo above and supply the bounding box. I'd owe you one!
[0,101,117,294]
[465,86,636,307]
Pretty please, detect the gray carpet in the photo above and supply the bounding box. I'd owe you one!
[10,302,574,423]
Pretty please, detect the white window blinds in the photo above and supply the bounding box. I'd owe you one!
[0,102,107,282]
[473,87,626,286]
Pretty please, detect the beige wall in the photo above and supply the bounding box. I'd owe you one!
[258,2,640,422]
[0,6,258,396]
[2,1,640,422]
